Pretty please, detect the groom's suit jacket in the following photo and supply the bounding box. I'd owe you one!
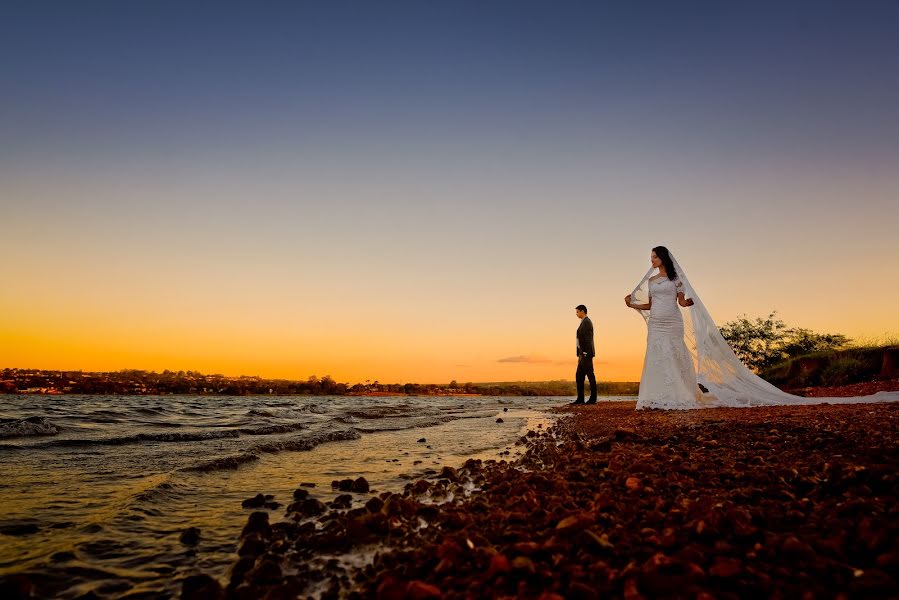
[576,316,595,358]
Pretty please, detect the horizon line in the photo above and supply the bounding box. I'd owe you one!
[0,366,639,386]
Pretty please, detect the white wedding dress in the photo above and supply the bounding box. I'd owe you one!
[630,252,899,410]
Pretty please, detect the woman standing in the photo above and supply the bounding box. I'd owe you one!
[625,246,701,409]
[625,246,899,409]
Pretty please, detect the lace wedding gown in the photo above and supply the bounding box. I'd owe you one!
[630,253,899,410]
[637,276,703,409]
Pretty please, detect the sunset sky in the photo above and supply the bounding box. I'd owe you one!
[2,2,898,383]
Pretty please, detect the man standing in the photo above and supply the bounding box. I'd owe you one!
[573,304,597,405]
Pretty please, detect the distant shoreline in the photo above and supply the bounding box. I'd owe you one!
[1,391,637,398]
[0,368,640,397]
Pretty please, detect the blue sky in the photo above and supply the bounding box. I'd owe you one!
[2,1,898,382]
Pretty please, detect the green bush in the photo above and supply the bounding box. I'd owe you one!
[819,357,867,386]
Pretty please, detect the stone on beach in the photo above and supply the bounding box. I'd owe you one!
[240,511,270,538]
[330,494,353,509]
[287,498,326,517]
[333,478,355,491]
[439,466,459,482]
[179,574,223,600]
[179,527,201,546]
[195,401,899,599]
[241,493,266,508]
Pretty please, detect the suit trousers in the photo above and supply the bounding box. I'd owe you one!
[576,355,597,400]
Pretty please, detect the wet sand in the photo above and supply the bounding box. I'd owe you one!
[174,399,899,599]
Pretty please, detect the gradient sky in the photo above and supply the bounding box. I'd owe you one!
[2,1,898,383]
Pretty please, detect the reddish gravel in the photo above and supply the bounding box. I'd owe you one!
[196,401,899,600]
[787,377,899,398]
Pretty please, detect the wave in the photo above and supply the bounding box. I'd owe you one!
[181,453,260,472]
[345,407,425,420]
[247,406,330,419]
[349,411,498,433]
[246,409,276,418]
[134,407,169,415]
[27,421,311,449]
[179,428,361,473]
[0,416,60,438]
[351,416,457,432]
[237,423,308,435]
[129,480,188,504]
[251,428,361,453]
[32,429,242,448]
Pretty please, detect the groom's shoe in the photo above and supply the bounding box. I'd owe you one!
[585,397,597,404]
[570,398,585,405]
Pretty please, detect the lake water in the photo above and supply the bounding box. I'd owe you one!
[0,394,619,598]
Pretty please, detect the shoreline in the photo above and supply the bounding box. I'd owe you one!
[0,399,562,599]
[186,400,899,599]
[2,377,896,398]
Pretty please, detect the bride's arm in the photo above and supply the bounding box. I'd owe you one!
[625,294,651,310]
[677,293,694,307]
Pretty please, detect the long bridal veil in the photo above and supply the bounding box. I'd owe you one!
[630,252,899,408]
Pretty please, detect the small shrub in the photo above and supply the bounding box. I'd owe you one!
[820,357,867,387]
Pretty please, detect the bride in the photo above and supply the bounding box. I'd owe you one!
[625,246,899,410]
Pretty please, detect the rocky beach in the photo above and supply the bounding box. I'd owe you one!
[179,399,899,600]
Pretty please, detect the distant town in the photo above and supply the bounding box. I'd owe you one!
[0,368,639,397]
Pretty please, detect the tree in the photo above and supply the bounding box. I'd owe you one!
[779,328,850,358]
[719,311,850,372]
[719,312,787,372]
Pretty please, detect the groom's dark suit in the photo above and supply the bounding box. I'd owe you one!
[576,316,597,402]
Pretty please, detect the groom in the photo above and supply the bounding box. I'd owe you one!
[573,304,597,405]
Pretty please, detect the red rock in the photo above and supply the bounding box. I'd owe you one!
[180,574,224,600]
[512,556,536,574]
[709,556,742,577]
[876,551,899,569]
[568,581,600,600]
[376,576,406,600]
[623,578,644,600]
[405,581,440,599]
[411,479,431,495]
[556,515,581,531]
[365,496,385,513]
[512,541,541,555]
[583,529,614,550]
[487,553,511,577]
[781,535,805,554]
[241,493,266,509]
[436,539,463,560]
[440,466,459,482]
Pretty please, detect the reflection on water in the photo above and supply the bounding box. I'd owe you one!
[0,394,593,598]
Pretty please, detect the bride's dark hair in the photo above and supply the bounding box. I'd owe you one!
[652,246,678,280]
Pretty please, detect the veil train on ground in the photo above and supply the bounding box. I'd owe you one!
[629,252,899,408]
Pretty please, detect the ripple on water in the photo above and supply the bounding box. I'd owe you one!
[0,416,60,438]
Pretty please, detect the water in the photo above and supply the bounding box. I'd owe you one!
[0,393,606,598]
